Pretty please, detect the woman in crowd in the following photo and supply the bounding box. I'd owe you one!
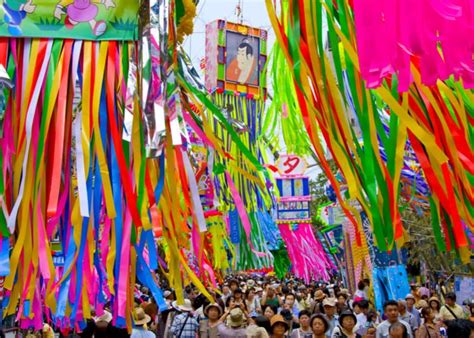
[311,314,330,338]
[270,315,290,338]
[416,307,441,338]
[331,310,360,338]
[428,297,442,324]
[290,310,312,338]
[336,293,350,315]
[200,303,223,338]
[246,288,262,317]
[264,305,278,321]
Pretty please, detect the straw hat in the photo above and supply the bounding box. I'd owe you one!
[314,290,326,301]
[204,303,223,317]
[134,307,151,326]
[228,308,245,328]
[270,314,289,331]
[428,296,440,306]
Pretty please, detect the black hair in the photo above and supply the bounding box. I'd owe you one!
[310,314,330,333]
[446,319,474,338]
[383,300,399,310]
[238,40,254,56]
[299,310,311,319]
[337,292,349,300]
[263,304,278,316]
[286,292,296,299]
[358,299,370,309]
[255,315,272,333]
[445,292,456,301]
[389,322,408,338]
[357,280,366,290]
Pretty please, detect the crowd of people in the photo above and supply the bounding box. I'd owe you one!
[2,275,473,338]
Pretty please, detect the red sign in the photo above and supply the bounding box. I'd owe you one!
[276,155,308,176]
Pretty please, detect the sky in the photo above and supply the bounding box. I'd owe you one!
[183,0,321,178]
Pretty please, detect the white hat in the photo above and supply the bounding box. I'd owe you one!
[405,294,416,300]
[173,299,193,312]
[94,311,112,324]
[323,297,337,307]
[163,290,172,298]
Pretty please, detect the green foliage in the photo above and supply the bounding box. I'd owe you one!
[110,18,137,32]
[35,18,63,31]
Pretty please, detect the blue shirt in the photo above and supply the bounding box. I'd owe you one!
[170,312,199,338]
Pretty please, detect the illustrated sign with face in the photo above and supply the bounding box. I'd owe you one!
[225,31,260,86]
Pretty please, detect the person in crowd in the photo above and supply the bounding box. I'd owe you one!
[290,310,312,338]
[284,293,300,319]
[416,307,441,338]
[406,295,421,328]
[264,305,279,321]
[247,316,272,337]
[336,293,350,315]
[388,322,409,338]
[417,286,430,302]
[230,279,240,293]
[376,300,413,338]
[234,288,246,308]
[256,287,264,304]
[246,288,262,317]
[311,314,331,338]
[312,290,327,314]
[440,293,467,321]
[262,285,282,308]
[331,310,361,338]
[297,286,312,312]
[217,304,249,337]
[323,298,339,338]
[355,300,370,328]
[428,297,442,324]
[353,282,367,302]
[131,308,156,338]
[170,299,199,338]
[398,300,418,334]
[445,319,474,338]
[280,308,299,333]
[200,303,223,338]
[223,284,232,304]
[270,314,290,338]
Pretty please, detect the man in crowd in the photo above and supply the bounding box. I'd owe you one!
[398,299,418,334]
[440,292,467,320]
[322,297,338,338]
[376,300,413,338]
[405,294,421,328]
[170,299,199,338]
[284,293,300,318]
[261,285,281,308]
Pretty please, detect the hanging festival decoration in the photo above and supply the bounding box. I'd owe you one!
[204,19,276,270]
[352,0,474,90]
[265,0,473,267]
[274,154,333,282]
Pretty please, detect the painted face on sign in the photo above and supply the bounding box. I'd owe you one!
[237,46,252,70]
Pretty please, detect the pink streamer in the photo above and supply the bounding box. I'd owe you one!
[353,0,474,91]
[279,223,332,283]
